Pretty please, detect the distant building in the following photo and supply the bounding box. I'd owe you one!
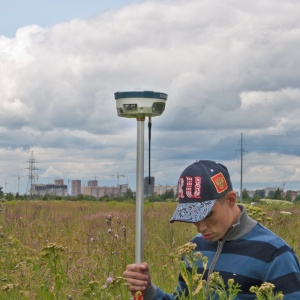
[281,190,300,201]
[246,190,256,198]
[144,177,155,196]
[82,185,123,197]
[154,184,177,196]
[88,180,98,187]
[82,186,101,197]
[31,183,68,196]
[98,186,121,197]
[264,187,278,197]
[54,179,64,185]
[119,184,129,195]
[71,180,81,196]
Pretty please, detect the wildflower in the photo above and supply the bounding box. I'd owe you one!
[228,278,235,286]
[114,234,118,239]
[107,277,113,284]
[280,211,292,215]
[106,215,113,226]
[121,226,127,238]
[135,291,143,297]
[1,283,18,291]
[108,228,112,234]
[171,242,197,259]
[90,237,95,242]
[250,282,284,299]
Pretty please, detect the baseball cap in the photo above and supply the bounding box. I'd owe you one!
[170,160,232,223]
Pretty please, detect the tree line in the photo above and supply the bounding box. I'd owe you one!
[242,188,300,202]
[1,186,300,203]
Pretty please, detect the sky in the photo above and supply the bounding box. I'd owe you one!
[1,0,300,195]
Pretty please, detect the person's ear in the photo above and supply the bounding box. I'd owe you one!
[227,191,236,207]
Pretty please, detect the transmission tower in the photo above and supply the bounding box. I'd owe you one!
[25,151,40,197]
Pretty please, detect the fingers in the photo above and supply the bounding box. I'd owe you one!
[123,263,151,291]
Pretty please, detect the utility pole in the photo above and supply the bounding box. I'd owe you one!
[282,177,291,193]
[236,133,247,203]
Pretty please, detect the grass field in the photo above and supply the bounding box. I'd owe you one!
[0,200,299,299]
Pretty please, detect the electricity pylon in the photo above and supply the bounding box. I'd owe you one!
[25,151,39,198]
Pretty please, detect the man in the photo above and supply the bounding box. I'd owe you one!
[123,160,300,299]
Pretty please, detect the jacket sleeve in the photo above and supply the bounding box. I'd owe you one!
[143,275,187,300]
[143,283,174,300]
[264,248,300,299]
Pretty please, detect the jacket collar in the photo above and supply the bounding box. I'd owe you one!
[223,205,257,241]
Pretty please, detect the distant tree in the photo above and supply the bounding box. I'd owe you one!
[161,189,175,200]
[5,193,14,201]
[123,188,134,200]
[295,195,300,202]
[0,186,3,198]
[242,189,250,202]
[285,190,293,202]
[42,194,50,201]
[252,195,262,202]
[146,193,163,202]
[273,188,283,200]
[99,195,110,202]
[267,190,275,199]
[254,189,265,198]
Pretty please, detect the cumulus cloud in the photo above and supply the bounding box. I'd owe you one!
[1,0,300,193]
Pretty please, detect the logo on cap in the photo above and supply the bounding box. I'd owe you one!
[178,176,202,200]
[211,172,228,193]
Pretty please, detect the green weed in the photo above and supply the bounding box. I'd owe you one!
[0,200,298,299]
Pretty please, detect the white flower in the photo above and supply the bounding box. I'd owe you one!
[280,211,292,215]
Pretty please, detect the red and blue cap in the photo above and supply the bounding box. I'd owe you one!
[170,160,232,223]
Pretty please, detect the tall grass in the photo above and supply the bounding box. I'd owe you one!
[0,200,299,299]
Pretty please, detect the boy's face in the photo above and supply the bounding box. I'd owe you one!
[193,194,235,241]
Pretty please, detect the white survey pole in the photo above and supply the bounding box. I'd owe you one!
[135,116,145,263]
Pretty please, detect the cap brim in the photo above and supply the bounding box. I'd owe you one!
[170,199,217,223]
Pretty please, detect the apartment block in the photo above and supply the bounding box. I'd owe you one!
[154,184,177,195]
[31,183,68,196]
[88,180,98,187]
[54,179,64,185]
[82,185,122,197]
[71,180,81,196]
